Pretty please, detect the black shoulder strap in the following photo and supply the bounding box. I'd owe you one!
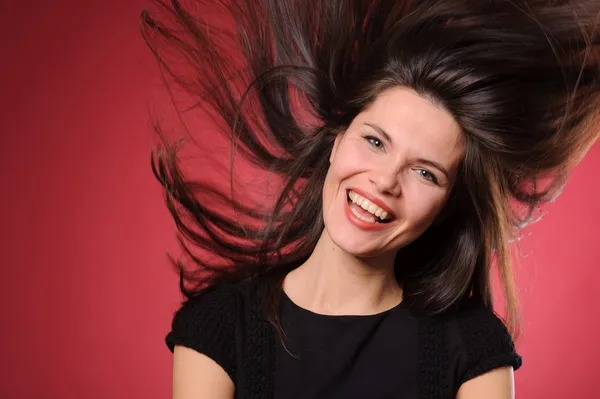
[234,289,246,399]
[418,316,451,399]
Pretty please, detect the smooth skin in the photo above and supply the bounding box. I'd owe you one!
[172,345,515,398]
[172,346,234,399]
[457,367,516,399]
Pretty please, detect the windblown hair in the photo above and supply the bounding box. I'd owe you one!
[141,0,600,338]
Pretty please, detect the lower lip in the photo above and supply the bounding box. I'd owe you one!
[344,192,391,231]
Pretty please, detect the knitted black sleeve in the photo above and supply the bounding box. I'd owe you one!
[457,299,523,385]
[165,285,238,381]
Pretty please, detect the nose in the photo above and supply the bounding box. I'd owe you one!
[369,166,402,197]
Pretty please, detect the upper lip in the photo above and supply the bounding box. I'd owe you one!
[347,187,397,219]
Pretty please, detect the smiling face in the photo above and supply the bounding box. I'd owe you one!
[322,86,465,259]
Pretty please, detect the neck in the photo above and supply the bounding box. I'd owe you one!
[283,229,403,316]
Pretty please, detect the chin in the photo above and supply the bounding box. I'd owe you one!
[326,228,392,259]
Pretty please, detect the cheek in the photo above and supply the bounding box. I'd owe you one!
[404,192,446,225]
[322,143,364,212]
[322,164,342,211]
[327,145,360,184]
[332,142,369,176]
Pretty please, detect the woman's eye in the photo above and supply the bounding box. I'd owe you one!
[416,169,439,185]
[364,135,384,150]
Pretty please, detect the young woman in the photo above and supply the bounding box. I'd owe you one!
[141,0,600,397]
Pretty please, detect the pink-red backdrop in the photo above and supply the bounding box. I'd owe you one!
[1,1,599,398]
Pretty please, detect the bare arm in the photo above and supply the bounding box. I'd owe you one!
[172,345,235,399]
[456,366,515,399]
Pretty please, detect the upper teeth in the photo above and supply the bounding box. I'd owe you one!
[348,190,390,221]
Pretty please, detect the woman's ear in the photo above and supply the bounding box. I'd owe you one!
[330,134,342,164]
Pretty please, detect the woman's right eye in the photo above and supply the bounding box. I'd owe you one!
[363,135,384,150]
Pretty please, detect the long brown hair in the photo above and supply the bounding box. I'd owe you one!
[140,0,600,338]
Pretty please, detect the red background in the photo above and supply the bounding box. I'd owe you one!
[1,1,599,398]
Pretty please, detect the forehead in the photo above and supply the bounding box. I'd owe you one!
[355,86,465,168]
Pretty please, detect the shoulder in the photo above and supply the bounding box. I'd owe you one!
[169,284,242,335]
[165,282,255,380]
[447,297,523,387]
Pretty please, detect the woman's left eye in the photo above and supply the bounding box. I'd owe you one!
[364,135,384,150]
[416,169,439,185]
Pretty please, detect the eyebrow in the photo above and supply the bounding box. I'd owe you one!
[363,122,450,180]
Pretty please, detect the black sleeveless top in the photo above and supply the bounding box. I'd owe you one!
[275,291,484,398]
[275,292,419,398]
[165,281,523,399]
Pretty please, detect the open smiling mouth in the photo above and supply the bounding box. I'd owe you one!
[346,190,394,224]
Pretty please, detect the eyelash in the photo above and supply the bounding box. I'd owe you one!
[362,135,440,185]
[365,135,384,149]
